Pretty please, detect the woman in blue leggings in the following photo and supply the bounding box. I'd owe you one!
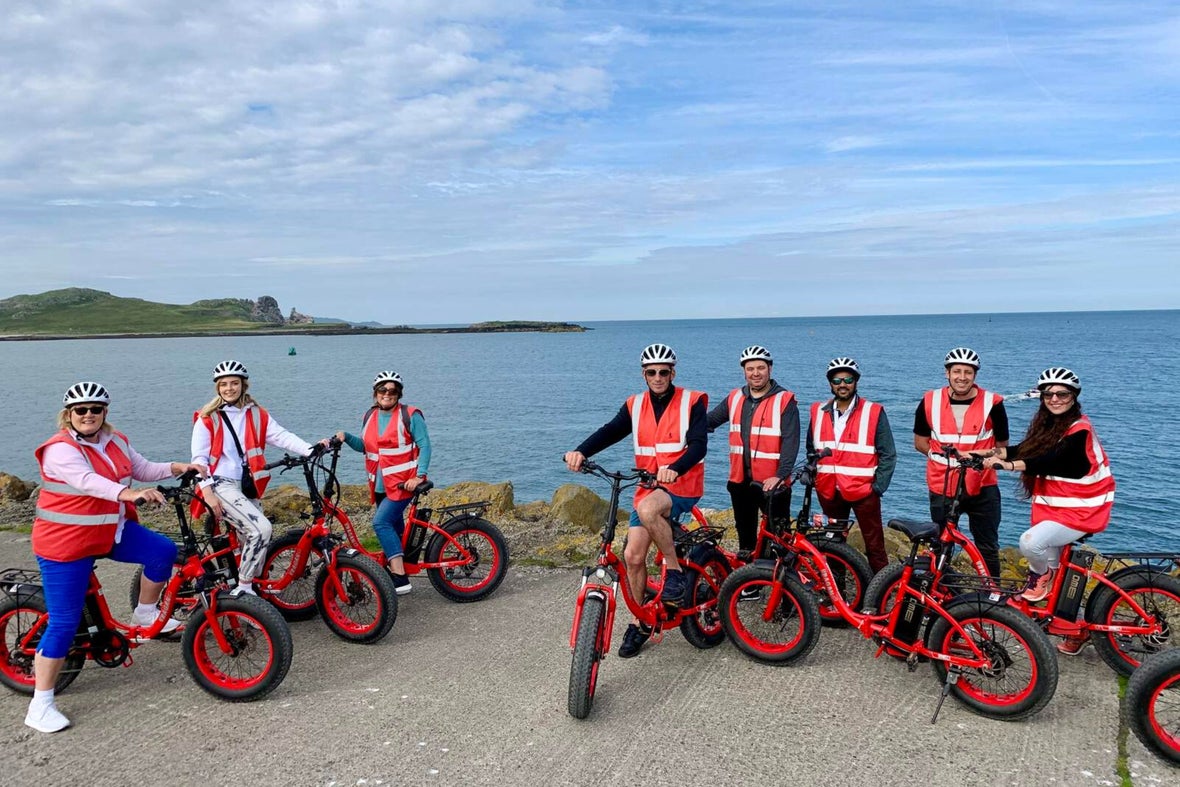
[27,382,202,733]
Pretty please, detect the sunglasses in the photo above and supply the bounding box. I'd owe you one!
[644,368,672,378]
[829,376,856,385]
[71,405,107,416]
[1041,390,1075,401]
[374,386,402,395]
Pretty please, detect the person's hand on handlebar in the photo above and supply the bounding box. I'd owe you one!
[564,451,586,472]
[655,466,679,485]
[761,476,785,492]
[401,476,426,493]
[170,462,206,479]
[119,486,165,506]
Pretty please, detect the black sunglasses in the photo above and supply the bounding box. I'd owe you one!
[71,405,107,416]
[644,368,672,378]
[374,386,402,395]
[829,376,856,385]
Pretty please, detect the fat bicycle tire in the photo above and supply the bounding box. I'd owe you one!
[314,551,398,644]
[260,530,321,621]
[568,594,607,719]
[1123,649,1180,765]
[1087,572,1180,677]
[424,517,510,603]
[718,563,820,665]
[180,593,293,702]
[679,548,730,649]
[0,596,84,695]
[808,540,872,628]
[927,602,1058,721]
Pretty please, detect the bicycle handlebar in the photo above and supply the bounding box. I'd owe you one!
[263,437,341,472]
[564,456,657,484]
[934,446,987,470]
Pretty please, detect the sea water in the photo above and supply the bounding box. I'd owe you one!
[2,310,1177,552]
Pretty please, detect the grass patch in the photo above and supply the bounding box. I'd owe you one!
[1116,674,1133,787]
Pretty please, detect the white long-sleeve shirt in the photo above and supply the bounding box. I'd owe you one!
[42,430,174,539]
[190,405,312,481]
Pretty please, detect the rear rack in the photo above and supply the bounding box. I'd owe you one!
[0,567,44,602]
[1097,552,1180,572]
[674,525,726,547]
[434,500,491,517]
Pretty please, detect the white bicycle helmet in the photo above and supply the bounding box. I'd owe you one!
[212,360,249,381]
[944,347,981,369]
[739,345,773,365]
[63,381,111,407]
[826,357,860,378]
[373,370,404,389]
[1037,366,1081,392]
[640,343,677,366]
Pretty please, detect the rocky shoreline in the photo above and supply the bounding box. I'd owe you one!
[0,471,1037,574]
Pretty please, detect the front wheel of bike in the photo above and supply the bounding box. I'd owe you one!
[568,594,608,719]
[260,530,320,621]
[927,603,1058,720]
[718,563,820,665]
[181,593,293,702]
[679,548,730,649]
[1087,573,1180,677]
[424,517,510,603]
[315,551,398,644]
[0,596,84,695]
[1124,649,1180,765]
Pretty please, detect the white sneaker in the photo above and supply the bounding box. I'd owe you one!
[132,607,183,634]
[230,584,257,597]
[25,702,70,733]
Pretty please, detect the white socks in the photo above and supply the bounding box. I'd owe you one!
[26,689,70,733]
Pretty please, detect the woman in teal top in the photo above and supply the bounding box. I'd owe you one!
[336,371,431,595]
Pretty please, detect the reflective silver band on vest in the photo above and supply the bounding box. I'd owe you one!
[35,507,119,526]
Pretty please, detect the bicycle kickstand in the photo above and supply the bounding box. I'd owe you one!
[931,670,959,724]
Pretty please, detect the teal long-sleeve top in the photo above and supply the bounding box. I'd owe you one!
[343,410,431,495]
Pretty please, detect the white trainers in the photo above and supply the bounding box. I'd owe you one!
[230,584,257,597]
[132,607,183,634]
[25,702,70,733]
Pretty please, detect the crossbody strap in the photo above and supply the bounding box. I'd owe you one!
[218,410,247,461]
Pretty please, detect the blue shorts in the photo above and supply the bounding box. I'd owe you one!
[629,493,700,528]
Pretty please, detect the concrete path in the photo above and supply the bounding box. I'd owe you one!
[0,531,1173,786]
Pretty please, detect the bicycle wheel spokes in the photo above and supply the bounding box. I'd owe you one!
[1106,587,1180,664]
[730,581,804,652]
[944,616,1036,707]
[189,611,275,692]
[1150,670,1180,754]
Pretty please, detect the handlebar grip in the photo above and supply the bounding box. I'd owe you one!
[178,468,200,484]
[134,497,147,506]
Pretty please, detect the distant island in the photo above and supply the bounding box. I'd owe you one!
[0,288,587,340]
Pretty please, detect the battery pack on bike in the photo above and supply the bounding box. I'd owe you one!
[892,569,933,645]
[1052,549,1095,622]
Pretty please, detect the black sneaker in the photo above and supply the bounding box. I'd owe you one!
[662,569,689,608]
[618,623,653,658]
[391,573,412,596]
[738,586,762,603]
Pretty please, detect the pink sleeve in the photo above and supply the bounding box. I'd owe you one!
[127,444,175,483]
[41,443,126,502]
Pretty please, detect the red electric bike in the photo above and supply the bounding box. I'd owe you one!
[719,452,1059,722]
[1,471,292,701]
[1125,648,1180,765]
[567,460,736,719]
[862,448,1180,676]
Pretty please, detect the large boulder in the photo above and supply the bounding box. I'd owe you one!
[261,484,311,526]
[0,473,35,502]
[428,481,515,518]
[549,484,609,533]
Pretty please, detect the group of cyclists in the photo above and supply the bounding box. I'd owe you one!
[18,343,1115,735]
[22,361,431,733]
[563,342,1114,660]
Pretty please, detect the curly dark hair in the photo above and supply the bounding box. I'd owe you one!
[1017,398,1082,499]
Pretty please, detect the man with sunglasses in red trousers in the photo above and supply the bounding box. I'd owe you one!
[564,343,708,658]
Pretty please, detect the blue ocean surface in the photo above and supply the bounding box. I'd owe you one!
[2,310,1177,552]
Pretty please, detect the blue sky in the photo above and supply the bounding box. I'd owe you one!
[1,1,1177,322]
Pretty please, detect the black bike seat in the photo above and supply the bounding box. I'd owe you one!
[887,518,940,543]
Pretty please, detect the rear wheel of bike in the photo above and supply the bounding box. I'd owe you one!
[180,593,293,701]
[679,548,729,649]
[1088,573,1180,677]
[718,563,820,665]
[0,596,84,695]
[128,566,200,625]
[425,518,510,603]
[260,530,320,621]
[315,551,398,644]
[927,603,1058,720]
[806,541,872,628]
[568,594,607,719]
[1124,649,1180,765]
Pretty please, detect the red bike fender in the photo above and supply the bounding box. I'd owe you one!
[570,584,615,651]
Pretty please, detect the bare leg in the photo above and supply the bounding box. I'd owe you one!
[623,527,652,624]
[137,577,166,606]
[388,555,406,574]
[636,491,681,572]
[34,653,64,692]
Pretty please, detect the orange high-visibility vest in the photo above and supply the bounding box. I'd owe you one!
[1031,416,1115,534]
[362,405,421,503]
[726,389,795,483]
[810,399,882,502]
[627,388,707,505]
[923,387,1002,496]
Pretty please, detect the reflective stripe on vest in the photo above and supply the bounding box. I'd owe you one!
[1030,417,1115,533]
[627,388,706,503]
[363,405,420,502]
[727,389,792,483]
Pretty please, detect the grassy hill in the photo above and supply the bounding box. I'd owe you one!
[0,288,295,336]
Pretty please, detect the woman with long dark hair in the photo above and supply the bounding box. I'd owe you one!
[984,367,1115,653]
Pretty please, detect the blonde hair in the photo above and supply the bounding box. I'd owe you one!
[198,379,261,418]
[57,408,115,433]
